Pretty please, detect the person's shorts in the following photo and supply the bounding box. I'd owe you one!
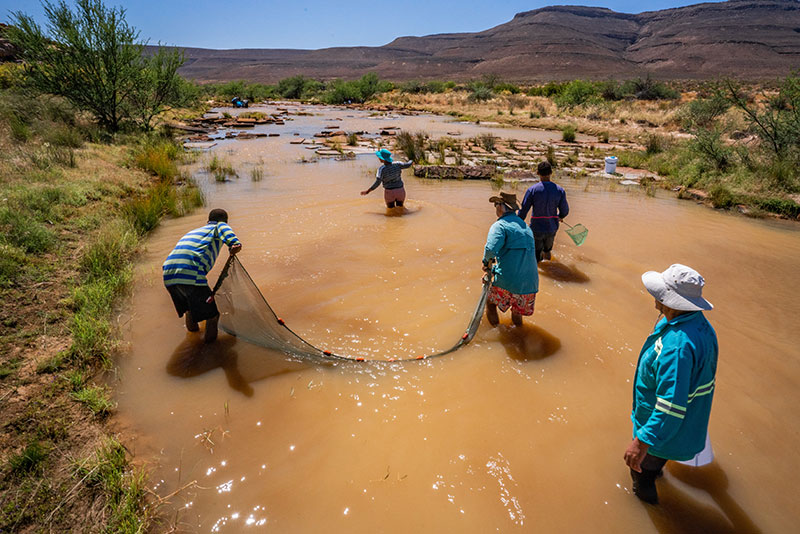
[166,284,219,322]
[384,186,406,204]
[488,286,537,316]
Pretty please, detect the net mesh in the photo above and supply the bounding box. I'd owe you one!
[213,256,492,363]
[565,223,588,246]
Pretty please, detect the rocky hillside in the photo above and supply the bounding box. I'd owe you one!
[176,0,799,82]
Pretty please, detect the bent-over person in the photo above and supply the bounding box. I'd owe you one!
[163,208,242,343]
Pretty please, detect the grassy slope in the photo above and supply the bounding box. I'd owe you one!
[0,93,202,532]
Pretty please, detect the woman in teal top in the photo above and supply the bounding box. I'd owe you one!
[482,191,538,327]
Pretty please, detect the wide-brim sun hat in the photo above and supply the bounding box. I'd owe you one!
[489,191,520,211]
[375,148,393,163]
[642,263,713,312]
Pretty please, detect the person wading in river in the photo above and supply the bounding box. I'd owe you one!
[517,161,569,262]
[163,208,242,343]
[361,148,413,208]
[624,264,718,504]
[482,191,539,327]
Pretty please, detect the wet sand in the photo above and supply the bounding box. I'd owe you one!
[115,105,800,533]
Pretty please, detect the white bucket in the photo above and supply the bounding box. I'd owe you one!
[604,156,618,174]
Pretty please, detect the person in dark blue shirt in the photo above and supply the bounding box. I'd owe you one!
[517,162,569,262]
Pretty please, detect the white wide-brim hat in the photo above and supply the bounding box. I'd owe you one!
[641,263,713,312]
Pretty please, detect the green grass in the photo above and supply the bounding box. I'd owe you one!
[133,138,182,180]
[8,440,50,475]
[250,167,264,181]
[37,352,67,374]
[206,154,237,181]
[70,385,115,415]
[0,243,28,287]
[75,438,151,533]
[0,357,22,379]
[395,131,427,163]
[0,208,57,253]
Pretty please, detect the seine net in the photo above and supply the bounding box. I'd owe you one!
[213,256,492,363]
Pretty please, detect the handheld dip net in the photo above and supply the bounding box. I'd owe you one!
[212,256,493,364]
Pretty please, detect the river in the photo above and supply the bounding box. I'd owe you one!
[115,104,800,533]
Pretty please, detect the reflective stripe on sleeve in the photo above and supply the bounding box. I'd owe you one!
[688,379,715,402]
[655,397,686,419]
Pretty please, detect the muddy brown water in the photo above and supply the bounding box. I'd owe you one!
[116,105,800,533]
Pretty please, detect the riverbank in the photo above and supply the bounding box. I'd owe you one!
[368,90,800,220]
[0,92,202,532]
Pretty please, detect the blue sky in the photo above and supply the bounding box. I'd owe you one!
[2,0,727,49]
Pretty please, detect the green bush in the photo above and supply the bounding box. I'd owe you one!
[709,184,737,209]
[468,86,494,102]
[622,77,679,100]
[554,80,597,108]
[754,197,800,217]
[646,134,666,155]
[527,81,568,97]
[562,125,577,143]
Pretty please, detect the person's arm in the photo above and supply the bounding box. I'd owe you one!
[631,338,693,460]
[558,189,569,220]
[518,188,533,221]
[399,160,414,169]
[483,222,506,267]
[361,167,383,195]
[218,223,242,254]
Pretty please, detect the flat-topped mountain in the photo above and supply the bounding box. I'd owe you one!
[177,0,800,82]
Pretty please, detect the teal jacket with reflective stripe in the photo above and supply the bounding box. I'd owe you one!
[482,212,538,295]
[632,311,718,461]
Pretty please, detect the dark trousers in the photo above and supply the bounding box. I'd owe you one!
[630,453,668,504]
[534,232,556,262]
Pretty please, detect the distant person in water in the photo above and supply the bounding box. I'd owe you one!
[518,161,569,262]
[624,264,718,505]
[482,192,539,327]
[361,148,413,208]
[163,208,242,343]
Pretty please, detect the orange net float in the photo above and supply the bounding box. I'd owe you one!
[323,350,332,356]
[277,318,285,325]
[356,357,365,362]
[416,355,425,360]
[461,332,469,340]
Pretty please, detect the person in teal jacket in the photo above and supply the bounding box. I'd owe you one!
[624,263,718,504]
[482,191,538,327]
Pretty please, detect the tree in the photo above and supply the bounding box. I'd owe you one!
[7,0,184,132]
[126,46,186,130]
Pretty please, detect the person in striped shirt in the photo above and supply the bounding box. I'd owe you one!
[163,208,242,342]
[361,148,413,208]
[624,264,718,504]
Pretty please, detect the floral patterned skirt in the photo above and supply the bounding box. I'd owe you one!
[488,286,537,316]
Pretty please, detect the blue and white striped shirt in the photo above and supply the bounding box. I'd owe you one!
[163,222,240,287]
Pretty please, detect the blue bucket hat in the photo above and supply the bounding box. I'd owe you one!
[375,149,393,163]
